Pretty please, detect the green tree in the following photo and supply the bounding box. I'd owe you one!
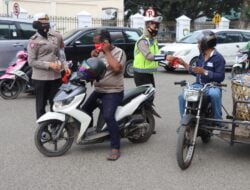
[125,0,242,21]
[240,0,250,28]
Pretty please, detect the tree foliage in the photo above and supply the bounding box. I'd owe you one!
[125,0,243,21]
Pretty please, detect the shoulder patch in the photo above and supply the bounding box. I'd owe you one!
[29,42,36,49]
[143,40,148,45]
[29,40,37,49]
[138,39,148,45]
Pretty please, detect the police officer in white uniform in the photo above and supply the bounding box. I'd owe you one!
[28,13,69,119]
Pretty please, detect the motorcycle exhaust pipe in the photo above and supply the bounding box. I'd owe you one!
[124,114,145,128]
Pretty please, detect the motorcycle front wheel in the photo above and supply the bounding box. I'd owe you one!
[34,120,74,157]
[176,125,195,170]
[0,79,21,99]
[128,111,155,143]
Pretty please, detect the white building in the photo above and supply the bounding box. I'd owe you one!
[0,0,124,19]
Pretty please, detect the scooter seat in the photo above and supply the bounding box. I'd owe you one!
[120,85,149,106]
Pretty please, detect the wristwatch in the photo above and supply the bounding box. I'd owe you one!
[204,70,209,76]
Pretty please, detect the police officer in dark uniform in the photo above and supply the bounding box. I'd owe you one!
[28,13,70,119]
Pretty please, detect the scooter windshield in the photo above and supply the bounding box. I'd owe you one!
[54,83,86,102]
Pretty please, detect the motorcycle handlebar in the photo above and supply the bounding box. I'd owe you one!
[174,81,227,88]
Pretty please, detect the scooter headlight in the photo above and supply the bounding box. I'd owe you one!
[54,101,63,109]
[54,97,74,109]
[184,89,200,102]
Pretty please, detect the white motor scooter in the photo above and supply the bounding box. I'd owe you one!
[231,48,250,78]
[34,72,160,157]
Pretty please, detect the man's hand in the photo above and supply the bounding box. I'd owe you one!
[65,68,71,75]
[91,49,99,57]
[192,67,205,74]
[102,42,112,54]
[166,55,185,65]
[177,58,185,66]
[49,61,62,73]
[166,55,175,62]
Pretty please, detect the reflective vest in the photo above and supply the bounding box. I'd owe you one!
[133,36,159,73]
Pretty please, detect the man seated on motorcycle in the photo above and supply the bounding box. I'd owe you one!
[170,30,226,126]
[82,29,126,161]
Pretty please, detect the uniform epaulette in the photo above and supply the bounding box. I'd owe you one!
[48,31,56,37]
[30,34,38,40]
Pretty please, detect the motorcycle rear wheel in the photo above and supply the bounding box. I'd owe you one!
[128,111,155,143]
[176,125,195,170]
[34,120,74,157]
[0,79,21,99]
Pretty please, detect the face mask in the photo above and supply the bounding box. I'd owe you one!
[37,23,50,38]
[147,27,159,37]
[94,43,105,52]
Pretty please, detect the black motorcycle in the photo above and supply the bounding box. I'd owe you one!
[174,80,227,170]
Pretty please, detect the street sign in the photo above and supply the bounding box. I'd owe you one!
[4,0,11,5]
[145,8,156,17]
[212,13,221,25]
[13,2,20,17]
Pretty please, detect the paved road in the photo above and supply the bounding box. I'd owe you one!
[0,69,250,190]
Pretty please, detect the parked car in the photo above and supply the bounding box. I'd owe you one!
[159,29,250,71]
[0,17,36,75]
[63,27,142,77]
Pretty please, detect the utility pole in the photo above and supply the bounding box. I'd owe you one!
[4,0,11,16]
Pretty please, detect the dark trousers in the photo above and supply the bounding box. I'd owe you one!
[134,72,155,87]
[33,79,61,119]
[82,91,124,149]
[134,72,156,132]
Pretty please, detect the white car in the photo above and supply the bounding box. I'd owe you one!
[159,29,250,71]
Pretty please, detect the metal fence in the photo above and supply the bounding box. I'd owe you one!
[50,17,130,34]
[191,21,215,31]
[0,14,129,34]
[157,21,176,42]
[49,16,77,34]
[230,20,250,29]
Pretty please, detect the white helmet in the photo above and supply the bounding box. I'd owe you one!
[33,13,49,22]
[144,16,163,23]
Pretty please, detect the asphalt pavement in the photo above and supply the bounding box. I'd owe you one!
[0,69,250,190]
